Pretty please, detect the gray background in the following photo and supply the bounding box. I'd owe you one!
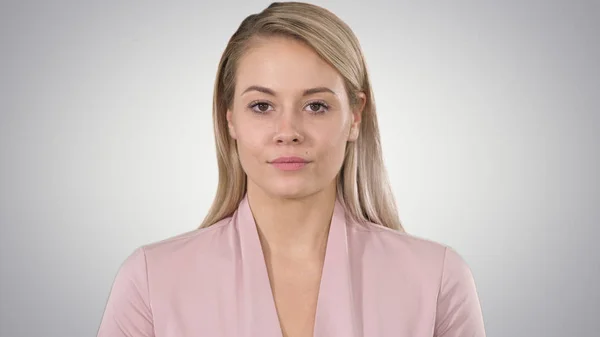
[1,0,598,336]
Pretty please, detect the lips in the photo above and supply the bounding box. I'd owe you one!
[269,156,310,171]
[270,156,309,163]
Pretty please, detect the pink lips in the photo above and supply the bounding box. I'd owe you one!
[269,156,310,171]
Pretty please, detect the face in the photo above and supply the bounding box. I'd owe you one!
[226,36,365,200]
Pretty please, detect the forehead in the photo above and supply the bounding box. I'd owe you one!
[235,36,345,95]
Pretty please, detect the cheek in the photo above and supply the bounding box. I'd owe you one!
[232,121,269,170]
[232,112,262,143]
[323,114,350,146]
[315,125,349,167]
[235,131,262,159]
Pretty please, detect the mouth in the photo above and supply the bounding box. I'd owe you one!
[269,156,311,171]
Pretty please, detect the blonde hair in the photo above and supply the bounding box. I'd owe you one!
[199,2,403,231]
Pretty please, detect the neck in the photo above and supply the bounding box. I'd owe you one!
[246,181,337,261]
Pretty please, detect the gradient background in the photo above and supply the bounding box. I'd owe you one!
[1,1,598,336]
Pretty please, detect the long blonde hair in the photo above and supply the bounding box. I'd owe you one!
[199,2,403,231]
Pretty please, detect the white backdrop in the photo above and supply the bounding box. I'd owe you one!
[1,1,598,336]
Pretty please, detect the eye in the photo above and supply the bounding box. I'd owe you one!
[305,101,329,114]
[248,101,273,114]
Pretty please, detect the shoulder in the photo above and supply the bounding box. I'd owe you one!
[98,217,235,336]
[348,221,473,284]
[118,216,234,278]
[144,217,232,255]
[349,221,448,262]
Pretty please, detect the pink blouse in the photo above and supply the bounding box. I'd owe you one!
[97,194,486,336]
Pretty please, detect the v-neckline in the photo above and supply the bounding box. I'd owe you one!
[235,194,358,337]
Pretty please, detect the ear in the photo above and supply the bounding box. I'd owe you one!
[226,109,237,139]
[348,91,366,142]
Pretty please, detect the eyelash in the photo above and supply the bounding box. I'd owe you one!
[247,100,330,114]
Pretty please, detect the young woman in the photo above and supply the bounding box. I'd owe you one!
[97,2,486,336]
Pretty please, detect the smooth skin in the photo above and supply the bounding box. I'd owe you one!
[226,35,366,337]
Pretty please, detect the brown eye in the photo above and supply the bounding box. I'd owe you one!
[257,103,269,112]
[249,101,273,113]
[305,101,328,114]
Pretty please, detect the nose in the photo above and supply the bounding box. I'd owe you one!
[272,111,304,145]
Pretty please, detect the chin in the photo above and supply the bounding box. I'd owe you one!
[263,178,318,200]
[267,185,313,200]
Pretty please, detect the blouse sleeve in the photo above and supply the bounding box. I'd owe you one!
[434,247,486,337]
[96,247,155,337]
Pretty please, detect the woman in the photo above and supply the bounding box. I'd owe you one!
[97,2,486,337]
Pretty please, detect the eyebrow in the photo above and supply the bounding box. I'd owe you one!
[241,85,337,97]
